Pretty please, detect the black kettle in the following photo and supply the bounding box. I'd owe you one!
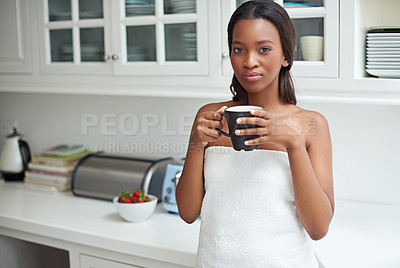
[0,128,31,181]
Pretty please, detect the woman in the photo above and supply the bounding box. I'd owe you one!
[176,1,334,267]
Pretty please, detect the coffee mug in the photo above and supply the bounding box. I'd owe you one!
[216,105,264,151]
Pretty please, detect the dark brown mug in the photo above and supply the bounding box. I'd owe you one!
[216,105,264,151]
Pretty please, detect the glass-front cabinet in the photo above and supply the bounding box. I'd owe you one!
[113,0,207,75]
[39,0,111,74]
[221,0,339,78]
[38,0,208,76]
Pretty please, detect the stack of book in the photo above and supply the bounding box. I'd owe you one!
[25,144,90,192]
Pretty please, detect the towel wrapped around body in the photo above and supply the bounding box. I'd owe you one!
[196,146,318,268]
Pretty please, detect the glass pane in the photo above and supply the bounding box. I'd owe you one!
[48,0,71,21]
[80,28,104,62]
[164,0,196,15]
[236,1,324,9]
[283,0,324,8]
[126,25,156,61]
[50,29,73,62]
[79,0,103,19]
[292,18,324,61]
[236,0,249,7]
[125,0,155,17]
[165,23,197,61]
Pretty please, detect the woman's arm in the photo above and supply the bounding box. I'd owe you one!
[176,105,226,223]
[287,112,334,240]
[237,109,334,240]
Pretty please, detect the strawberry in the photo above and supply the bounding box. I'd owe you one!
[119,190,130,198]
[124,198,132,203]
[130,195,138,203]
[133,189,141,198]
[117,188,150,204]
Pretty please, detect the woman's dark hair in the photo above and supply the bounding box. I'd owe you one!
[228,0,297,105]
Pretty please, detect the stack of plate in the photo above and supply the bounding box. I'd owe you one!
[182,32,197,61]
[168,0,196,14]
[79,11,103,19]
[60,44,104,61]
[366,27,400,78]
[125,0,154,17]
[127,46,147,61]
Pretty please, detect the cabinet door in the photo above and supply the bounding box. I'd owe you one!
[0,0,32,73]
[80,254,143,268]
[112,0,208,76]
[38,0,112,75]
[221,0,339,78]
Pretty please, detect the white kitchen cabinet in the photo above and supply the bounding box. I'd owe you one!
[37,0,208,76]
[0,0,400,102]
[80,254,142,268]
[221,0,339,78]
[0,0,32,73]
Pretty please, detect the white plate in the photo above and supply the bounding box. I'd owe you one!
[367,33,400,37]
[366,47,400,52]
[366,69,400,78]
[367,52,400,57]
[367,37,400,41]
[367,43,400,48]
[367,40,400,43]
[367,59,400,63]
[366,65,400,69]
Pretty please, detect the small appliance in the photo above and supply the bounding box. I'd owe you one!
[0,128,31,181]
[161,162,184,214]
[72,153,174,201]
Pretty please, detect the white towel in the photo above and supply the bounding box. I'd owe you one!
[196,146,318,268]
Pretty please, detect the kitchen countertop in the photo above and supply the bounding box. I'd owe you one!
[1,180,400,267]
[0,181,200,267]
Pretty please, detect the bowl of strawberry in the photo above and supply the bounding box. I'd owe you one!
[113,189,158,222]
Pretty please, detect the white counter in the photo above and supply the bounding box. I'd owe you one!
[0,181,200,267]
[1,180,400,268]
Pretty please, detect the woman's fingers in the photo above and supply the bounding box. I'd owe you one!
[195,106,228,142]
[235,127,265,136]
[250,109,272,119]
[235,109,273,136]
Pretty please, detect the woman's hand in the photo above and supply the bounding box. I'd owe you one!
[235,109,303,150]
[191,106,227,148]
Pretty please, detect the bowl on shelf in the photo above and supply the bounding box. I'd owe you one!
[113,194,158,222]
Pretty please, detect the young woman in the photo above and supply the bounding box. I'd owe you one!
[176,1,334,267]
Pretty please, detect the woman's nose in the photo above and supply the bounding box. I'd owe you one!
[243,52,259,69]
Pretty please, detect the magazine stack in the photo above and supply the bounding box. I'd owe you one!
[25,144,90,192]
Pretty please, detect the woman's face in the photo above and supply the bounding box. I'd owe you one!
[230,19,288,95]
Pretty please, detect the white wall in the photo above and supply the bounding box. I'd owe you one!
[0,92,399,206]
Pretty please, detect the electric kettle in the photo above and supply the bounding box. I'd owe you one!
[0,128,31,181]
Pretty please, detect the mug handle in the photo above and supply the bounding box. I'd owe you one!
[215,112,230,137]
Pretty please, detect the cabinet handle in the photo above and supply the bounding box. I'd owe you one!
[221,52,229,59]
[112,54,119,61]
[103,55,110,61]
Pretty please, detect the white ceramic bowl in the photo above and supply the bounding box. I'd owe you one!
[113,194,158,222]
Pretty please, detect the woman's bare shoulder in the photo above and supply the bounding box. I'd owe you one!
[294,107,329,128]
[293,107,330,146]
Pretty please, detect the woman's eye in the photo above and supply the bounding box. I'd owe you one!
[233,47,244,54]
[259,47,271,53]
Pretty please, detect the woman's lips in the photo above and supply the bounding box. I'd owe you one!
[242,72,263,82]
